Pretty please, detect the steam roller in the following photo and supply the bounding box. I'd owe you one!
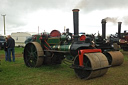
[23,9,110,79]
[94,19,124,67]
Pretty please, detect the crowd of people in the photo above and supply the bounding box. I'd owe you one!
[4,35,15,62]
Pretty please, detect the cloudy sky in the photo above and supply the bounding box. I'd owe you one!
[0,0,128,35]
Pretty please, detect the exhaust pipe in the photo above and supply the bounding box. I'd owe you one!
[72,9,79,41]
[118,22,122,38]
[101,19,107,39]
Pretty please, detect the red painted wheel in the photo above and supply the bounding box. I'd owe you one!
[50,30,61,37]
[80,35,86,41]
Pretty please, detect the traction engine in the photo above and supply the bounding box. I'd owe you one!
[23,9,110,79]
[94,19,124,66]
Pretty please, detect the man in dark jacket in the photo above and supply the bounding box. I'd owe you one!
[7,35,15,62]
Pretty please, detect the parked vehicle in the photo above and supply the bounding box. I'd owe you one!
[0,36,5,50]
[11,32,37,47]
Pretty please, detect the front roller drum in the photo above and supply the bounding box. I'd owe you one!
[73,53,109,79]
[23,42,44,67]
[104,51,124,66]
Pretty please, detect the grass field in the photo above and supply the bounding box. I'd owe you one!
[0,48,128,85]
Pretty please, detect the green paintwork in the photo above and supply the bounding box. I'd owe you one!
[35,35,41,44]
[60,35,67,41]
[47,37,60,44]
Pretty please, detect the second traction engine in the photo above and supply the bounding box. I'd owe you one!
[94,19,124,66]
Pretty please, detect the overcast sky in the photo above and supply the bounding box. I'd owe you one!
[0,0,128,35]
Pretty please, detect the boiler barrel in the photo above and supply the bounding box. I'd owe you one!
[51,45,71,51]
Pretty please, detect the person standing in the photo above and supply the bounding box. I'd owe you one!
[7,35,15,62]
[4,37,8,61]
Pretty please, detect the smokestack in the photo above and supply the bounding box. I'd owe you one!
[101,19,107,39]
[72,9,79,41]
[118,22,122,38]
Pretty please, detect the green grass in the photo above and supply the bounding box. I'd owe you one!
[0,47,24,55]
[0,48,128,85]
[0,49,6,55]
[0,57,74,85]
[14,47,24,54]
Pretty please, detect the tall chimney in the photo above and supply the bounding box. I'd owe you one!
[101,19,107,39]
[72,9,79,41]
[118,22,122,38]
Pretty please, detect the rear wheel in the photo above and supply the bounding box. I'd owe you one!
[23,42,44,67]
